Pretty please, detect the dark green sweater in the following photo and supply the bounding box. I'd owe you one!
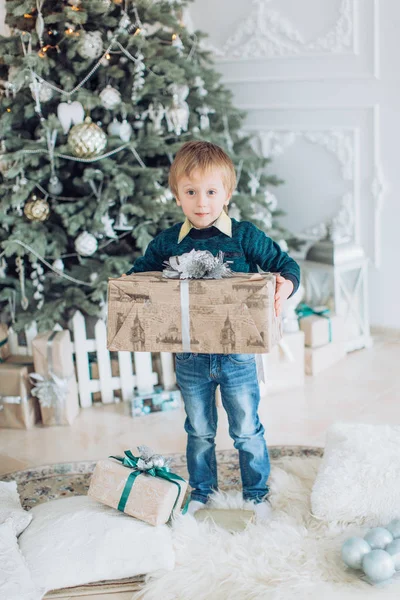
[127,218,300,295]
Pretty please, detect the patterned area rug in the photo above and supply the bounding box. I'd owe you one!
[1,446,323,598]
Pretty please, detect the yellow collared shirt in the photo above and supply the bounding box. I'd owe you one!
[178,210,232,243]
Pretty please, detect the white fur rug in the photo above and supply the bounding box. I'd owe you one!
[132,456,400,600]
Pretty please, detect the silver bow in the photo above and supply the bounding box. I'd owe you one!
[136,445,170,471]
[163,249,233,280]
[30,372,69,408]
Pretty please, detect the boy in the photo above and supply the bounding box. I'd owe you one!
[126,141,300,522]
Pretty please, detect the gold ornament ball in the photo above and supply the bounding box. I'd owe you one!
[68,117,107,158]
[24,195,50,221]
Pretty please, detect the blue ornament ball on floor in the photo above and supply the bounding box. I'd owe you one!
[341,537,371,570]
[386,519,400,539]
[364,527,394,550]
[385,539,400,570]
[362,549,395,583]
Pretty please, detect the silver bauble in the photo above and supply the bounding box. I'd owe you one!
[52,258,64,272]
[77,31,103,59]
[91,0,111,13]
[362,550,395,583]
[107,117,121,136]
[100,85,121,110]
[386,519,400,539]
[48,176,63,195]
[385,539,400,570]
[341,537,371,570]
[364,528,394,550]
[68,117,107,158]
[74,231,98,256]
[119,119,132,142]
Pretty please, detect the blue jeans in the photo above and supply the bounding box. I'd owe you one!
[175,352,270,504]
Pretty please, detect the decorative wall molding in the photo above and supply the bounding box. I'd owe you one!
[256,128,357,243]
[204,0,355,60]
[240,104,387,267]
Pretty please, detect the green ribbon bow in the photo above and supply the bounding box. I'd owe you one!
[295,303,332,343]
[110,449,186,520]
[0,336,8,363]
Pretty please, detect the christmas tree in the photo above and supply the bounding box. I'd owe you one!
[0,0,298,332]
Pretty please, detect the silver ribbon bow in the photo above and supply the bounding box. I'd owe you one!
[136,445,170,471]
[30,371,69,409]
[163,249,233,280]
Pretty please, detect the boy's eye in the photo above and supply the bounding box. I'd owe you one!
[208,190,216,196]
[186,190,195,196]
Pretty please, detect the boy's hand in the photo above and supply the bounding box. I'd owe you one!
[274,275,294,317]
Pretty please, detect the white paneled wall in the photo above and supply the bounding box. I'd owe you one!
[189,0,400,329]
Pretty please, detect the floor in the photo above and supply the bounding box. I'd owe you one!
[1,329,399,599]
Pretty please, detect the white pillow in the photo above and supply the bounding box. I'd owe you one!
[0,520,44,600]
[19,495,175,593]
[311,422,400,524]
[0,481,32,536]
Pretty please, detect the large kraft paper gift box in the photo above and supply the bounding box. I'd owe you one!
[32,330,79,426]
[305,341,347,375]
[261,330,305,393]
[88,451,188,526]
[0,362,40,429]
[107,272,281,354]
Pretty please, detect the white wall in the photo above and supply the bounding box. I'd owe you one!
[1,0,399,329]
[188,0,400,330]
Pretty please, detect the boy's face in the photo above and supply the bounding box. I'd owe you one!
[175,168,231,229]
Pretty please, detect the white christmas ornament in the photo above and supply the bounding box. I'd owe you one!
[100,85,121,110]
[30,80,53,103]
[74,232,98,256]
[101,213,118,238]
[364,528,394,550]
[48,176,63,195]
[57,101,84,134]
[386,539,400,570]
[197,106,215,131]
[265,190,278,211]
[145,102,165,134]
[165,84,190,136]
[119,120,132,142]
[341,537,371,570]
[107,117,121,136]
[362,550,395,583]
[77,31,103,60]
[52,258,64,272]
[172,34,184,53]
[387,519,400,539]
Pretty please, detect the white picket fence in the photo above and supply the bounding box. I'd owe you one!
[7,311,176,408]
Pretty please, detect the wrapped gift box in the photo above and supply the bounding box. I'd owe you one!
[0,323,10,363]
[260,331,305,394]
[0,362,40,429]
[107,272,281,354]
[131,386,182,416]
[32,331,79,426]
[305,342,347,375]
[299,313,347,348]
[88,454,188,526]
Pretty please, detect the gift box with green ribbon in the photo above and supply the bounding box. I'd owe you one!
[296,303,346,348]
[0,324,10,363]
[88,446,188,526]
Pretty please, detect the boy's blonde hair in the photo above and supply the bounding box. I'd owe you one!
[168,141,236,200]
